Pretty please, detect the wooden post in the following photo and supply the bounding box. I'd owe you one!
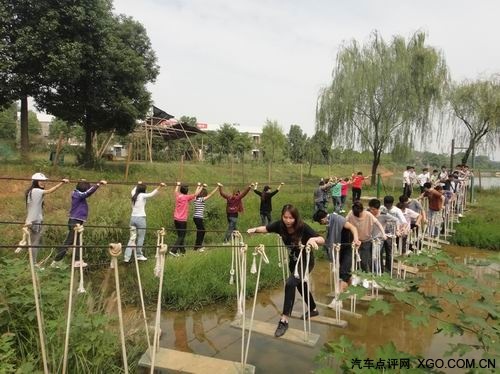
[300,164,303,192]
[149,125,153,163]
[124,143,133,182]
[53,132,64,167]
[180,155,184,181]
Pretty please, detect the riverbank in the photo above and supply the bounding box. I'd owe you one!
[452,188,500,250]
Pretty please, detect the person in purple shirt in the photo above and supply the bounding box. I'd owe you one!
[51,179,107,268]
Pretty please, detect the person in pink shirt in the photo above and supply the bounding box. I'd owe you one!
[340,177,351,213]
[171,182,203,256]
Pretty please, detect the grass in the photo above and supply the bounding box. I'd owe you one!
[451,187,500,250]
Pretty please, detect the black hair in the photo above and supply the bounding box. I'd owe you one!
[261,185,271,202]
[312,209,328,223]
[423,182,432,189]
[180,185,189,194]
[368,198,381,209]
[25,180,43,205]
[280,204,304,245]
[399,195,409,204]
[199,188,208,197]
[383,195,394,206]
[76,180,91,192]
[132,184,147,205]
[352,201,364,217]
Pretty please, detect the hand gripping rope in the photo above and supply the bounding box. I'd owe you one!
[108,243,129,374]
[276,234,289,288]
[16,226,49,374]
[150,241,168,374]
[330,243,342,322]
[297,244,313,342]
[350,243,361,314]
[243,244,269,371]
[62,223,85,374]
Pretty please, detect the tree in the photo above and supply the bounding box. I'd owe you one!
[448,78,500,165]
[260,119,286,164]
[48,117,84,143]
[27,110,41,136]
[214,123,240,158]
[0,0,64,158]
[287,124,308,163]
[316,31,448,184]
[34,3,159,164]
[0,103,17,140]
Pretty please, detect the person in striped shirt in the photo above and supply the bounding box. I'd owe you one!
[192,184,220,252]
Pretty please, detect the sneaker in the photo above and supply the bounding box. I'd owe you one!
[50,260,63,269]
[169,251,180,257]
[300,309,319,320]
[222,241,230,246]
[123,258,130,263]
[136,255,148,261]
[274,320,289,337]
[328,299,343,310]
[73,261,88,268]
[198,247,206,252]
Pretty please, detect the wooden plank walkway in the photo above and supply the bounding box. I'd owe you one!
[290,311,348,328]
[230,318,319,347]
[138,347,255,373]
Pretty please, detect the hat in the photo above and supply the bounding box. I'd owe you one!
[31,172,48,181]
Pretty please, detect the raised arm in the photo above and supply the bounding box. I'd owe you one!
[204,184,219,200]
[194,183,203,197]
[217,183,229,199]
[43,178,69,194]
[238,184,254,199]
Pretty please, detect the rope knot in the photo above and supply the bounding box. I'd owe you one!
[159,244,168,255]
[108,243,122,257]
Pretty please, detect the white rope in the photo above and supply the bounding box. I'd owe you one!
[150,243,168,374]
[304,245,312,337]
[62,224,84,374]
[350,243,359,314]
[331,243,341,321]
[243,245,269,369]
[76,225,86,294]
[22,226,49,374]
[109,243,129,374]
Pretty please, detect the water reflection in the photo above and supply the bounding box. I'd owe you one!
[155,246,497,373]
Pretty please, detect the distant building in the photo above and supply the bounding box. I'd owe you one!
[244,131,261,160]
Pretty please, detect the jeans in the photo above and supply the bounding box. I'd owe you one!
[382,238,393,273]
[282,258,316,316]
[29,221,43,264]
[193,217,205,249]
[352,188,361,202]
[55,218,84,261]
[358,240,373,273]
[332,196,342,213]
[260,211,272,226]
[173,220,187,254]
[224,215,238,242]
[124,216,147,260]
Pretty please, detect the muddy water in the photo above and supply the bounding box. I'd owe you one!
[153,246,497,373]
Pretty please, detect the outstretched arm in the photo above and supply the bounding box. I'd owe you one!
[194,183,203,197]
[247,226,268,234]
[44,178,69,194]
[204,184,219,200]
[217,183,229,199]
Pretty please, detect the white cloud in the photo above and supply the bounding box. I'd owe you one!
[112,0,499,159]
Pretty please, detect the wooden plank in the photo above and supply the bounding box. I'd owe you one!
[315,301,363,319]
[230,318,319,347]
[138,347,255,374]
[360,294,384,301]
[289,311,347,328]
[421,240,442,249]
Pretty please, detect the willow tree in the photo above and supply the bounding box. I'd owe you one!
[316,31,448,184]
[448,78,500,165]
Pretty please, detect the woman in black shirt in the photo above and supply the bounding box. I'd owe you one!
[247,204,324,337]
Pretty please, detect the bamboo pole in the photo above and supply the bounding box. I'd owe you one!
[124,143,133,182]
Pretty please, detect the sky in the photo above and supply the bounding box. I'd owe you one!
[59,0,500,159]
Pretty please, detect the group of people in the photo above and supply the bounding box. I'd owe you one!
[313,172,369,214]
[22,173,285,267]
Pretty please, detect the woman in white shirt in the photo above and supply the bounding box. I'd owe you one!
[124,181,165,262]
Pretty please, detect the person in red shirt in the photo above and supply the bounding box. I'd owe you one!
[171,182,203,256]
[218,182,254,244]
[351,172,369,202]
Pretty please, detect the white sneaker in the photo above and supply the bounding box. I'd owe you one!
[362,279,370,289]
[169,251,180,257]
[198,247,206,252]
[74,260,88,268]
[351,275,361,286]
[222,241,230,246]
[136,255,148,261]
[328,299,343,309]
